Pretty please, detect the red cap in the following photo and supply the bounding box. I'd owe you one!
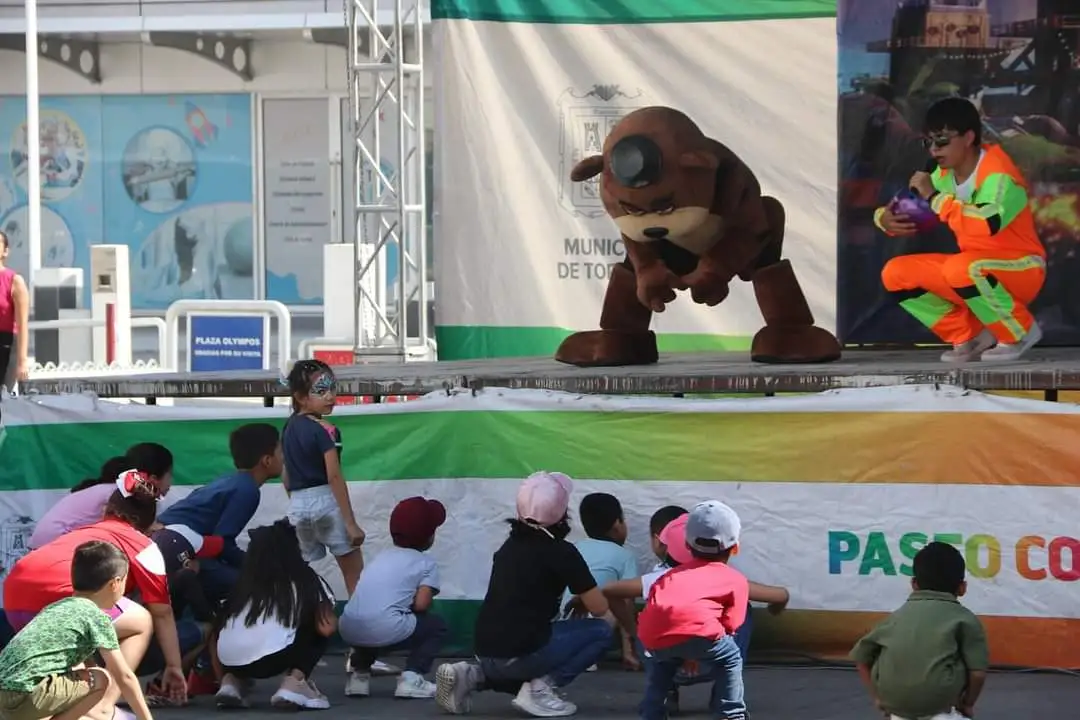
[390,497,447,549]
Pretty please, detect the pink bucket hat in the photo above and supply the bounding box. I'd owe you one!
[516,471,573,527]
[658,514,694,565]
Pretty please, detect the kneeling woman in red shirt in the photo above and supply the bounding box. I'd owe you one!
[4,466,190,706]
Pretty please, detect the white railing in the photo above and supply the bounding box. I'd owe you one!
[28,316,167,369]
[29,359,161,378]
[164,299,292,373]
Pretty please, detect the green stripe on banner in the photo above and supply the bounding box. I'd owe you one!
[435,325,751,360]
[431,0,837,24]
[3,409,806,491]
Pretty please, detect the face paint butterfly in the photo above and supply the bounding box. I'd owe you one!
[310,372,337,397]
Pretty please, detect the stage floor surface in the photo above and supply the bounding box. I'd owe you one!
[151,657,1077,719]
[23,347,1080,398]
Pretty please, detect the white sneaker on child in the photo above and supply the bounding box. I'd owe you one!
[395,670,437,699]
[980,321,1042,362]
[510,678,577,717]
[271,676,331,710]
[215,674,253,709]
[345,671,371,697]
[435,661,480,715]
[373,659,403,676]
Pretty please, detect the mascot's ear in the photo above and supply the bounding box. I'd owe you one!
[679,150,720,171]
[570,155,604,182]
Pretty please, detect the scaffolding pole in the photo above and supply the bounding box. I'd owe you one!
[347,0,429,362]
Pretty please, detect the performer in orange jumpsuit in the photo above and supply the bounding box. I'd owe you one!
[875,98,1045,363]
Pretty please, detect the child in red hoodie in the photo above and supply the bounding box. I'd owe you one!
[637,501,748,720]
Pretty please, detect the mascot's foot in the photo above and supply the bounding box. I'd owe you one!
[555,330,659,367]
[750,259,842,364]
[751,325,842,364]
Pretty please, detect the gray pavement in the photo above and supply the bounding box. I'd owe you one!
[155,655,1080,719]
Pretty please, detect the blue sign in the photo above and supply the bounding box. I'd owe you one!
[188,314,266,372]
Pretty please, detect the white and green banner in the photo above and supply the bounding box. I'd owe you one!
[4,387,1080,666]
[432,0,839,359]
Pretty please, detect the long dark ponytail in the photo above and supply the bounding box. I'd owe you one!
[223,519,331,629]
[71,456,128,494]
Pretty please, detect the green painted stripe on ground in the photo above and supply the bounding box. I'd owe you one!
[0,409,842,491]
[435,325,751,361]
[431,0,836,24]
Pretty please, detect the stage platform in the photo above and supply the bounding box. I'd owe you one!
[20,347,1080,400]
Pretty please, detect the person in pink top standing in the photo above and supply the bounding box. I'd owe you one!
[637,501,749,720]
[0,229,30,394]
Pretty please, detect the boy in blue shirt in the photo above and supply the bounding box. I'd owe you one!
[561,493,640,670]
[157,423,282,605]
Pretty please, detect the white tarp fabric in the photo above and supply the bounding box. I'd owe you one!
[433,14,838,358]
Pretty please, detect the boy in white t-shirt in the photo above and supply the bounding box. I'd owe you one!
[339,497,448,700]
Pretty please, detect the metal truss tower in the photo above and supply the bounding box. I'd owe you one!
[346,0,430,361]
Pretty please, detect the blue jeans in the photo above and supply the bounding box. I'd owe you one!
[478,618,613,693]
[670,605,753,687]
[640,635,745,720]
[346,612,448,675]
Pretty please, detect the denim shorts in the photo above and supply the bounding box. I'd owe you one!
[287,485,356,561]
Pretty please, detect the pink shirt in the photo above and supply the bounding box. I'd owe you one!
[0,268,16,333]
[637,559,749,651]
[28,484,115,549]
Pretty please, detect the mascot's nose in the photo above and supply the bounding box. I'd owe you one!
[610,135,663,188]
[643,227,669,240]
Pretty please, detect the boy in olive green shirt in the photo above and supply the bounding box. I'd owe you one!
[851,542,989,720]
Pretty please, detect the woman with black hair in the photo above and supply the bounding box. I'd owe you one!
[214,519,337,710]
[29,443,176,549]
[4,460,189,705]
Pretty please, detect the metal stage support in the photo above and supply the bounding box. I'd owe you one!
[346,0,430,362]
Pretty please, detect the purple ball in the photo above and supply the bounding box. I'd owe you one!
[890,193,939,233]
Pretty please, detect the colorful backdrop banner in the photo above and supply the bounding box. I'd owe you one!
[0,93,254,310]
[1,385,1079,667]
[431,0,838,360]
[838,0,1080,345]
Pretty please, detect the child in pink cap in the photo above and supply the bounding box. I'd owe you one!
[434,472,614,718]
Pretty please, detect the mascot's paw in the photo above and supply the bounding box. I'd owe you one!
[750,325,842,364]
[555,330,659,367]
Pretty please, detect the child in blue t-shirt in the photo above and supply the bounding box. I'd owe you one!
[560,493,640,670]
[281,360,366,594]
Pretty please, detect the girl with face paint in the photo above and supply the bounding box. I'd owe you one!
[280,360,366,595]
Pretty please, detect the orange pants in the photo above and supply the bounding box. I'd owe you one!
[881,251,1045,345]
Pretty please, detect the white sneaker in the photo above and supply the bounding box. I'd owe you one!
[980,321,1042,362]
[215,674,251,709]
[372,659,402,676]
[585,664,597,672]
[435,661,479,715]
[510,678,577,717]
[345,671,371,698]
[271,676,331,710]
[395,670,436,699]
[940,330,996,362]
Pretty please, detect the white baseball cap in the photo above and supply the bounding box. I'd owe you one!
[685,500,741,554]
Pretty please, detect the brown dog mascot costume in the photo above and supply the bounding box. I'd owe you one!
[554,106,842,367]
